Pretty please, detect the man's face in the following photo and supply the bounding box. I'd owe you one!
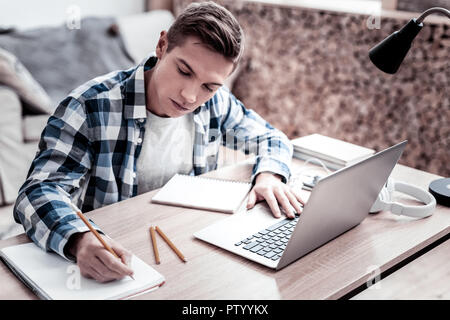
[145,32,235,118]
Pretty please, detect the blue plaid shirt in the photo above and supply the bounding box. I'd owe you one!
[13,54,293,261]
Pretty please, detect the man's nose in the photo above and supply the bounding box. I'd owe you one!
[180,85,197,104]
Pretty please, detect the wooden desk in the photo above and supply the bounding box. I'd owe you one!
[1,159,449,300]
[352,238,450,300]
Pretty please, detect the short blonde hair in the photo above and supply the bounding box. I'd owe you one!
[167,1,245,65]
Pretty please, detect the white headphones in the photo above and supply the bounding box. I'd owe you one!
[369,177,436,218]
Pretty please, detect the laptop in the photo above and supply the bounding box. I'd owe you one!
[194,141,407,270]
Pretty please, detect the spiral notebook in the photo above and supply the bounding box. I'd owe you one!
[0,242,165,300]
[151,174,252,214]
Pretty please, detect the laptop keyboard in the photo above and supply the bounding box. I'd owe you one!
[234,215,300,261]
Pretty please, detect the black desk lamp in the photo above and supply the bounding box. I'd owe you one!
[368,7,450,207]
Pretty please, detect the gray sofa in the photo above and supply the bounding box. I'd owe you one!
[0,85,48,204]
[0,10,175,206]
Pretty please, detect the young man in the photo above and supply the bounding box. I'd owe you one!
[14,2,303,282]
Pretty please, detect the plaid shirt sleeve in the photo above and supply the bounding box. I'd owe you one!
[13,96,103,261]
[218,87,293,184]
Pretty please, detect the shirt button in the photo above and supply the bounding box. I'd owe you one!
[138,118,145,123]
[137,137,143,144]
[132,172,136,179]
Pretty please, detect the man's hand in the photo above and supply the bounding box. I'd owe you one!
[67,232,134,283]
[247,172,305,218]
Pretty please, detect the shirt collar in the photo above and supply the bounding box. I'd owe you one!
[122,53,158,120]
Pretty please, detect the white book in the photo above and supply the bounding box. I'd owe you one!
[151,174,252,214]
[291,134,375,166]
[293,151,346,171]
[0,242,165,300]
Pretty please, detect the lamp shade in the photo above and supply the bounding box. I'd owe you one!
[369,19,423,74]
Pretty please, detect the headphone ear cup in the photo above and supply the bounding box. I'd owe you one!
[386,178,395,199]
[370,195,381,213]
[379,186,390,202]
[370,178,395,213]
[370,190,385,213]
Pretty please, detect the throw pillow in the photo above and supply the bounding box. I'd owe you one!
[0,48,52,114]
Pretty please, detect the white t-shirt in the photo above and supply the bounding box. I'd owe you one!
[136,110,194,194]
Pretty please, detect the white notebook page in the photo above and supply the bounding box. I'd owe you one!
[0,243,165,300]
[151,174,252,213]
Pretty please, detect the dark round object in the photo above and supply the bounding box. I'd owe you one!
[429,178,450,207]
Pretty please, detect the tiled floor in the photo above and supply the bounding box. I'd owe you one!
[0,204,24,240]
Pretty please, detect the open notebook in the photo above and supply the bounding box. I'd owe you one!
[151,174,252,214]
[0,243,165,300]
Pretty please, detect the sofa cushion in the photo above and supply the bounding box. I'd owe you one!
[117,10,175,64]
[0,17,135,107]
[0,85,23,142]
[0,48,52,114]
[23,114,50,142]
[0,86,37,205]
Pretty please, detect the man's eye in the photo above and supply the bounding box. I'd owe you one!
[203,85,213,92]
[178,67,190,76]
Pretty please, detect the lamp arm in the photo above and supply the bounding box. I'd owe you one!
[416,7,450,24]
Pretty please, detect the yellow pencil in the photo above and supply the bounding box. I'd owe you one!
[155,226,187,263]
[150,226,160,264]
[69,203,135,280]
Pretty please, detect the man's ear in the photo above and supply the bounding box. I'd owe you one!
[156,31,169,59]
